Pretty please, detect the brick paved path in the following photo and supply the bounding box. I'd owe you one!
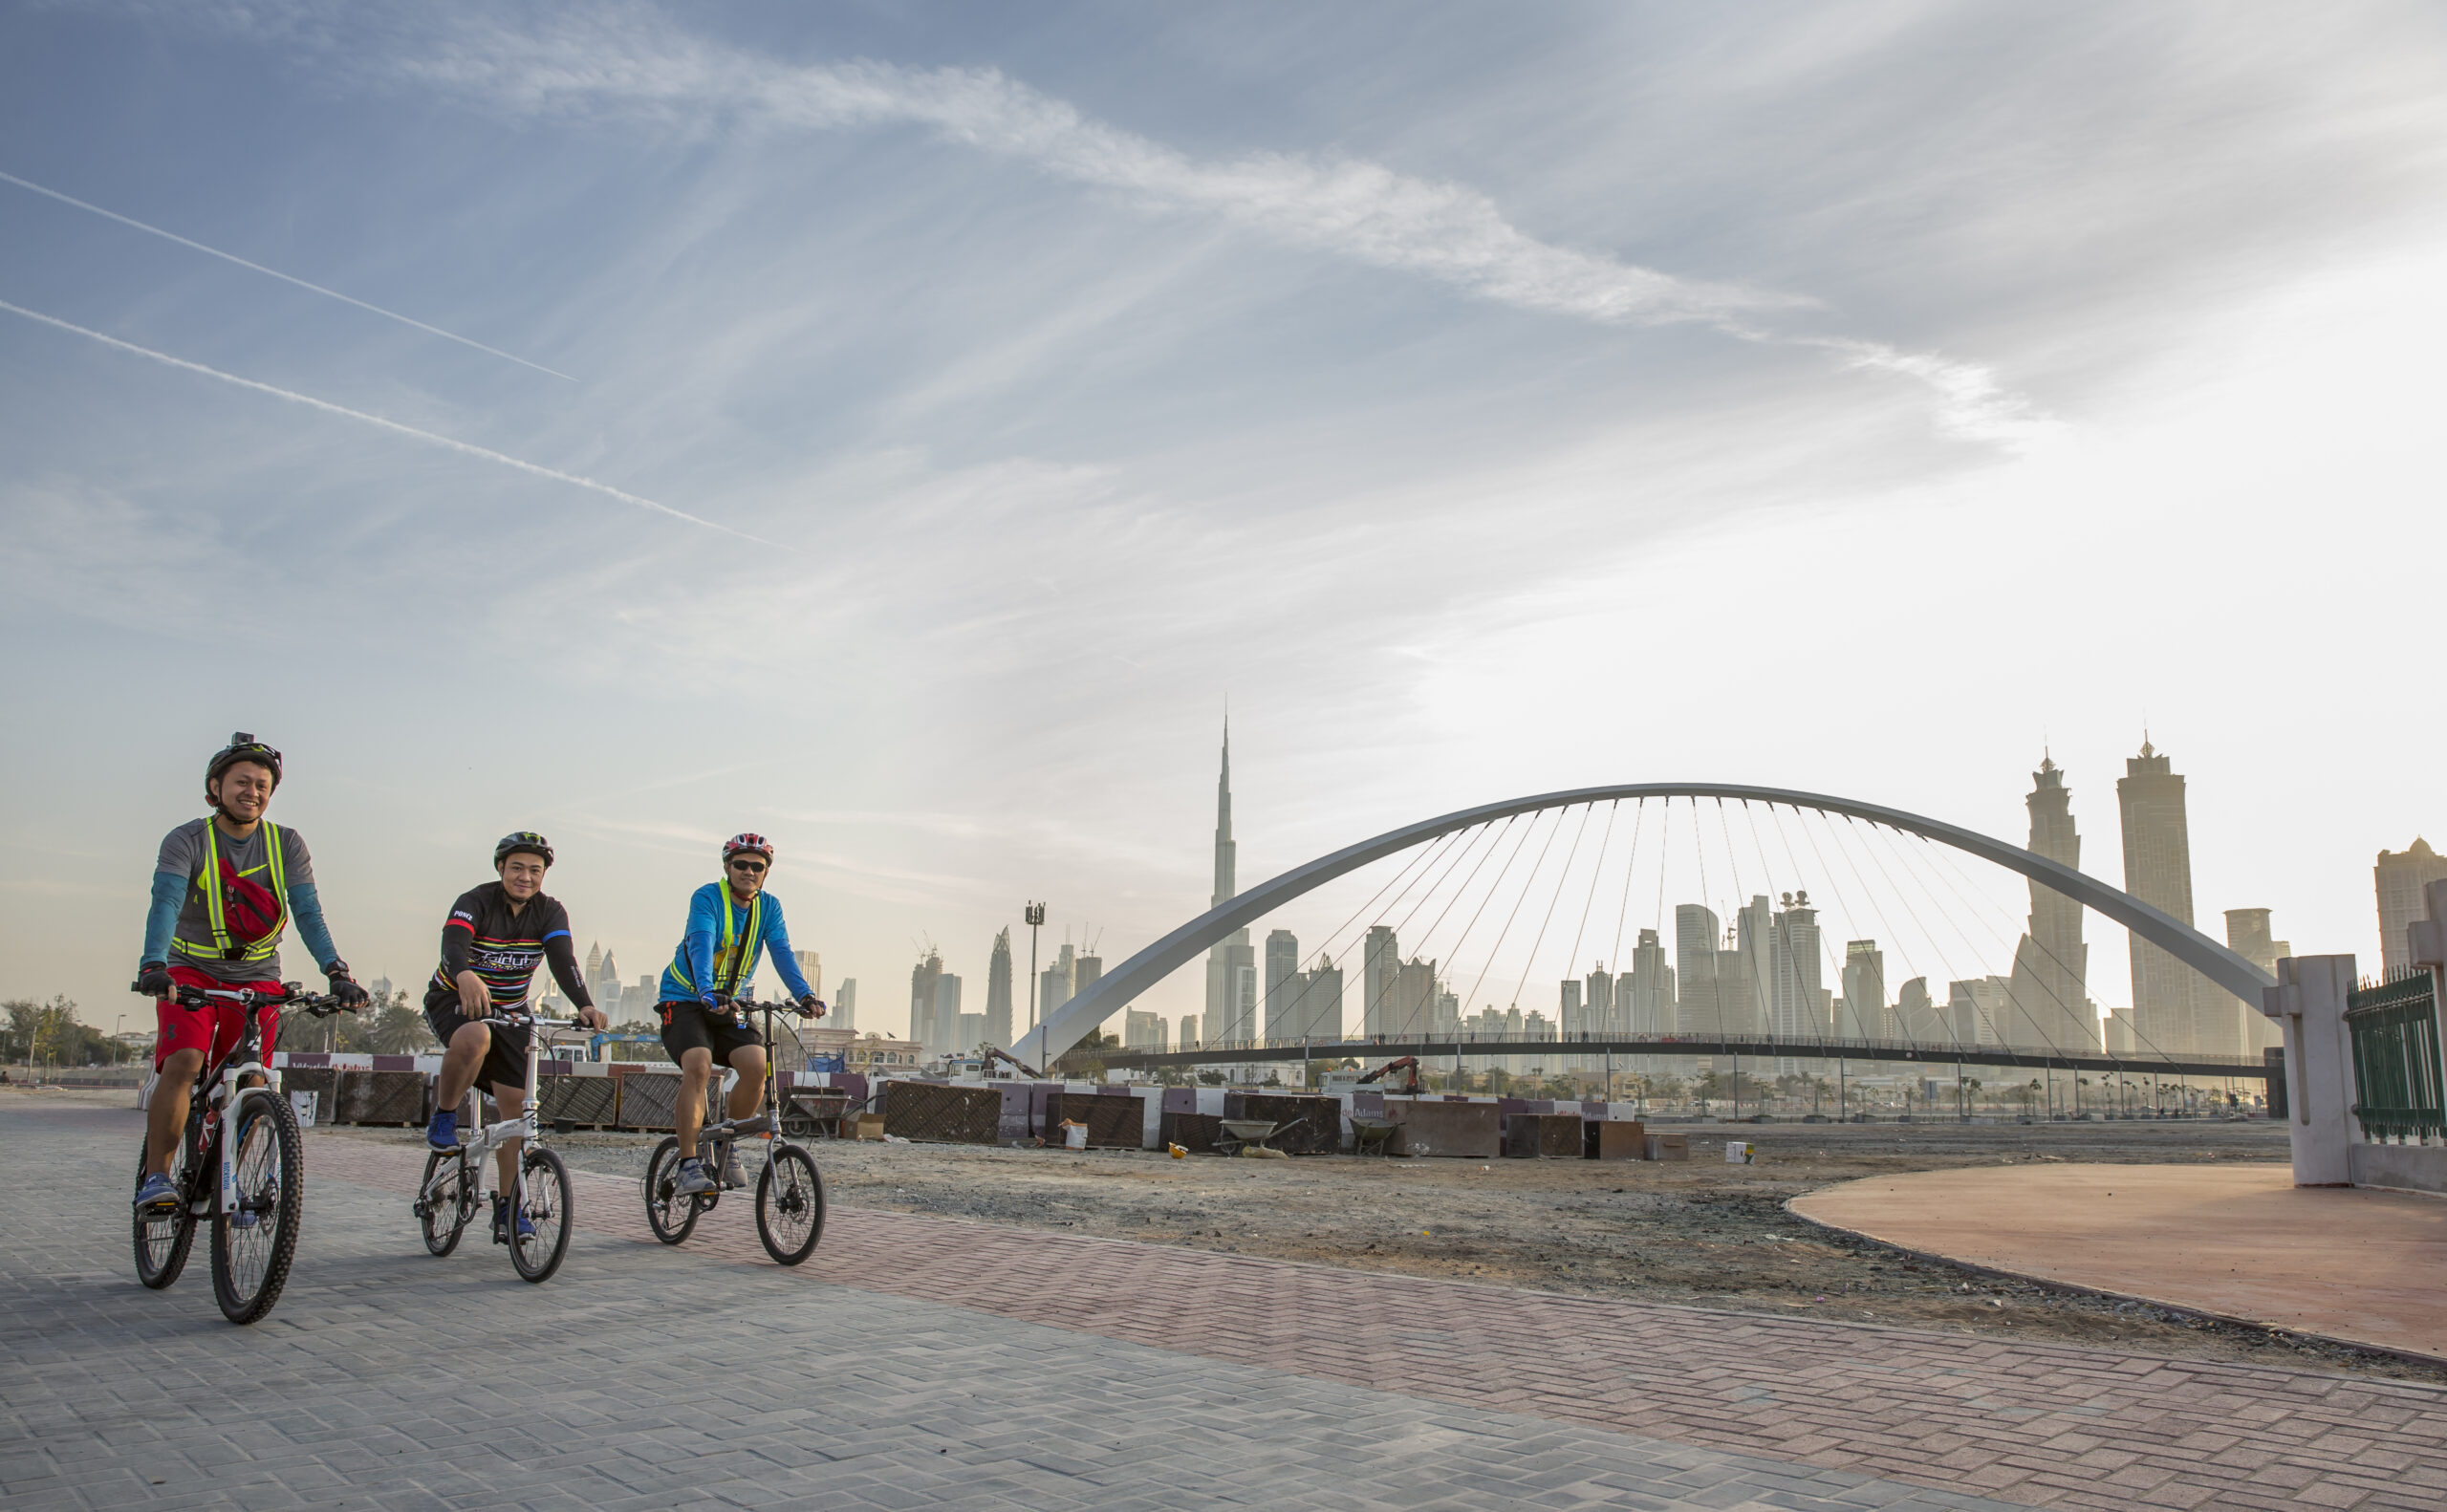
[307,1127,2447,1511]
[11,1098,2445,1510]
[3,1098,2017,1511]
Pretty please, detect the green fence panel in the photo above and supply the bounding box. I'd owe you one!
[2346,970,2445,1143]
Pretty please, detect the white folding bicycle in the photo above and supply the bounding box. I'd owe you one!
[412,1005,582,1282]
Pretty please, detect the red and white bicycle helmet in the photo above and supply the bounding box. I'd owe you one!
[723,832,775,865]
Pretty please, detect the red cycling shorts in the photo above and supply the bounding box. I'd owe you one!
[154,963,284,1072]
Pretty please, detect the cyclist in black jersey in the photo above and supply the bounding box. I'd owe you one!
[422,833,607,1236]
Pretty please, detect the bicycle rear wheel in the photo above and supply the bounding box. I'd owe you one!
[417,1149,476,1258]
[754,1142,825,1266]
[210,1095,304,1325]
[642,1136,701,1244]
[133,1136,197,1290]
[509,1147,573,1283]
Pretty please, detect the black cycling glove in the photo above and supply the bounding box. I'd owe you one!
[795,995,825,1020]
[137,964,173,998]
[325,962,371,1010]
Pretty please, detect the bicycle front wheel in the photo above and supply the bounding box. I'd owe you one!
[210,1095,304,1325]
[417,1149,476,1258]
[755,1143,825,1266]
[642,1136,700,1244]
[509,1147,573,1283]
[133,1136,197,1290]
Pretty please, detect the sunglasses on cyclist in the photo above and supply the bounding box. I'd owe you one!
[728,858,769,874]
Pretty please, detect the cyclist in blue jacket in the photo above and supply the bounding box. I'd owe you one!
[654,833,821,1196]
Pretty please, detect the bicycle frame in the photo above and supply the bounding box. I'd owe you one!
[424,1005,582,1204]
[694,999,805,1174]
[160,983,336,1214]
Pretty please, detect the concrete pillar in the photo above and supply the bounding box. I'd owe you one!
[2265,954,2355,1186]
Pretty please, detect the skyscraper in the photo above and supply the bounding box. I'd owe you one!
[1767,893,1825,1041]
[1264,929,1301,1040]
[985,928,1014,1048]
[934,973,964,1052]
[1362,924,1400,1036]
[1629,928,1675,1033]
[1674,904,1720,1035]
[2223,909,2286,975]
[834,978,857,1032]
[1557,978,1584,1037]
[908,950,942,1050]
[1583,963,1614,1037]
[1893,977,1940,1041]
[792,950,823,1002]
[2375,840,2447,974]
[1731,896,1772,1036]
[1392,958,1440,1039]
[1295,957,1344,1040]
[2006,755,2096,1050]
[2117,741,2222,1055]
[1202,724,1255,1047]
[1040,942,1076,1032]
[1840,940,1884,1040]
[2224,909,2288,1051]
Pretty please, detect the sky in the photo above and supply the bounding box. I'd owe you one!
[4,2,2445,1042]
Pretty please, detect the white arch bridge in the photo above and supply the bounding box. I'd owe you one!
[1009,782,2280,1084]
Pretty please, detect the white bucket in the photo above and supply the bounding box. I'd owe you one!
[1724,1140,1755,1164]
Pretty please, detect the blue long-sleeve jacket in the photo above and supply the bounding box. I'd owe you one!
[656,882,813,1006]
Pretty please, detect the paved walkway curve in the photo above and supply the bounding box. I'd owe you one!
[8,1096,2443,1511]
[300,1131,2447,1511]
[0,1098,2023,1512]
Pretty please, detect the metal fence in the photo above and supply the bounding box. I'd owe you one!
[2347,968,2445,1143]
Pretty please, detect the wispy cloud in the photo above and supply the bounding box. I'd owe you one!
[346,7,2051,447]
[0,297,780,546]
[394,12,1795,335]
[1808,337,2065,446]
[0,167,575,381]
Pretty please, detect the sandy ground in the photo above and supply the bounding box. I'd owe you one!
[30,1082,2429,1383]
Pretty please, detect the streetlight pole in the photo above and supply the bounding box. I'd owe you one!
[1024,901,1047,1045]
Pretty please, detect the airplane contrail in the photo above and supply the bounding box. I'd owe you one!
[0,168,577,382]
[0,298,784,550]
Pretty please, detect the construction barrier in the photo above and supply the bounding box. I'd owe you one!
[881,1081,1005,1144]
[613,1068,696,1132]
[539,1073,618,1129]
[1504,1112,1583,1159]
[1224,1092,1340,1155]
[1385,1098,1501,1158]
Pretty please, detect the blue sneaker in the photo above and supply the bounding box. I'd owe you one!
[134,1173,179,1212]
[490,1196,536,1243]
[674,1156,718,1197]
[426,1110,459,1151]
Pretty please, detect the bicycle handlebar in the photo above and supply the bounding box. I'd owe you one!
[708,993,822,1020]
[134,980,355,1017]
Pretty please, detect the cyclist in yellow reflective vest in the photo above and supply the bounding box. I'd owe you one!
[652,833,821,1196]
[133,734,368,1212]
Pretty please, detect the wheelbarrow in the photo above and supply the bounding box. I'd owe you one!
[1349,1112,1398,1157]
[1216,1117,1286,1156]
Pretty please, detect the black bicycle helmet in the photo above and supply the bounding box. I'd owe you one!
[494,831,554,867]
[206,732,283,797]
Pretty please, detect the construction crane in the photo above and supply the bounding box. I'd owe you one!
[1356,1055,1422,1095]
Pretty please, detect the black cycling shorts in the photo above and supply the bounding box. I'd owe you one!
[657,1001,763,1066]
[423,998,531,1099]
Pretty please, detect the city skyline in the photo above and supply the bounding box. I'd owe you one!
[6,6,2444,1024]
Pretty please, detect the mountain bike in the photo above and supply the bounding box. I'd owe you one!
[130,980,351,1324]
[413,1006,581,1282]
[641,997,827,1265]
